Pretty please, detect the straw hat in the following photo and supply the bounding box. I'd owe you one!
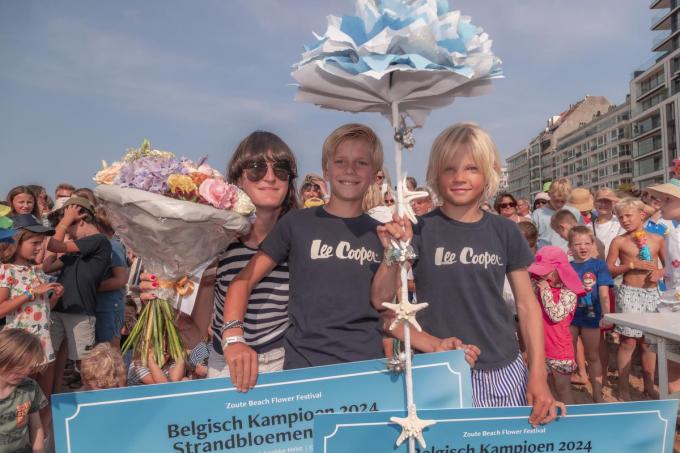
[568,188,594,212]
[646,179,680,200]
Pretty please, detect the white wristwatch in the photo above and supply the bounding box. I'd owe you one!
[222,335,246,349]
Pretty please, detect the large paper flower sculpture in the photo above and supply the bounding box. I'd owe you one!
[292,0,502,126]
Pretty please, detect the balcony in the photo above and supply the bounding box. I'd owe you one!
[637,75,666,101]
[652,0,675,10]
[633,116,662,138]
[651,4,680,30]
[652,28,680,53]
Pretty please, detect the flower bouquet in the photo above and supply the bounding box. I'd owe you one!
[94,140,254,366]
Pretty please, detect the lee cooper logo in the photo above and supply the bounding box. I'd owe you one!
[310,240,380,265]
[434,247,503,269]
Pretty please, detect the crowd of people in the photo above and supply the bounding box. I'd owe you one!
[1,123,679,452]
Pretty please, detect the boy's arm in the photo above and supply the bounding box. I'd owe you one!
[598,286,611,328]
[371,217,412,310]
[371,262,401,311]
[223,251,277,392]
[509,269,563,427]
[98,266,129,292]
[29,411,45,453]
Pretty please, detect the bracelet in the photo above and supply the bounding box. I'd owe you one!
[222,320,244,333]
[56,224,68,231]
[383,244,416,266]
[23,289,34,301]
[221,335,246,349]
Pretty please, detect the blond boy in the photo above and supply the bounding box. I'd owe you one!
[607,197,665,400]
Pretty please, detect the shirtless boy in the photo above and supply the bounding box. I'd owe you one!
[606,197,665,400]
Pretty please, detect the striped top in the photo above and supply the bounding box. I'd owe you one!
[211,241,290,354]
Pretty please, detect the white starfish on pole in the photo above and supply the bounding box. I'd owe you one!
[391,404,437,449]
[382,298,428,332]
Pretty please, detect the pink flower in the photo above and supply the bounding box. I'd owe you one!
[199,179,236,210]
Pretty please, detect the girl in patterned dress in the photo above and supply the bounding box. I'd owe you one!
[0,216,64,396]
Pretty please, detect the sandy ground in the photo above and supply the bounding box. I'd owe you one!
[571,340,680,452]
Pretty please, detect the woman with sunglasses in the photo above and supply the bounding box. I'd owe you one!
[299,173,329,208]
[206,131,299,377]
[139,131,298,378]
[533,193,550,211]
[494,193,521,223]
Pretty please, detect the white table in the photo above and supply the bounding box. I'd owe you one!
[604,312,680,399]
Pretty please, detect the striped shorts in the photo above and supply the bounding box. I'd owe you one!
[471,353,528,407]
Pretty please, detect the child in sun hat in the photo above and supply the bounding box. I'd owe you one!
[528,246,585,405]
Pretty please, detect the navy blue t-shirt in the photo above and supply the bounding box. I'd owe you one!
[260,207,384,369]
[412,209,534,370]
[570,258,614,328]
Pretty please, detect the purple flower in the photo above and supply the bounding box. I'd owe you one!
[116,156,188,194]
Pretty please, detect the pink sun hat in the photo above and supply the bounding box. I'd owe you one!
[528,246,585,296]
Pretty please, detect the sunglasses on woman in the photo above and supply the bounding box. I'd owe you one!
[499,202,517,209]
[302,183,321,192]
[243,160,292,182]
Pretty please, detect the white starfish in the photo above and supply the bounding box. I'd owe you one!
[390,404,436,449]
[382,299,428,332]
[397,176,430,224]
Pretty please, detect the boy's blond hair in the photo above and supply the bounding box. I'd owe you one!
[614,197,646,216]
[0,329,45,374]
[549,178,572,199]
[568,225,595,244]
[426,123,501,201]
[81,343,126,389]
[550,209,578,231]
[321,124,383,173]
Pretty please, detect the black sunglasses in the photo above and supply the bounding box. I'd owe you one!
[302,182,320,191]
[243,160,292,182]
[499,202,517,209]
[535,200,548,205]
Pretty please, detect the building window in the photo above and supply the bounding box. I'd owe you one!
[635,154,663,177]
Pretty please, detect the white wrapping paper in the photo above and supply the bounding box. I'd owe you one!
[95,185,251,311]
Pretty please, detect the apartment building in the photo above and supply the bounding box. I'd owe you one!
[499,166,509,192]
[507,96,612,200]
[507,148,530,201]
[554,101,633,191]
[630,0,680,187]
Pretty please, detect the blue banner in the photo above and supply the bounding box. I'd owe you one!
[314,400,679,453]
[52,351,471,453]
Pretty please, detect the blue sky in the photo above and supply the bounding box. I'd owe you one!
[0,0,656,198]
